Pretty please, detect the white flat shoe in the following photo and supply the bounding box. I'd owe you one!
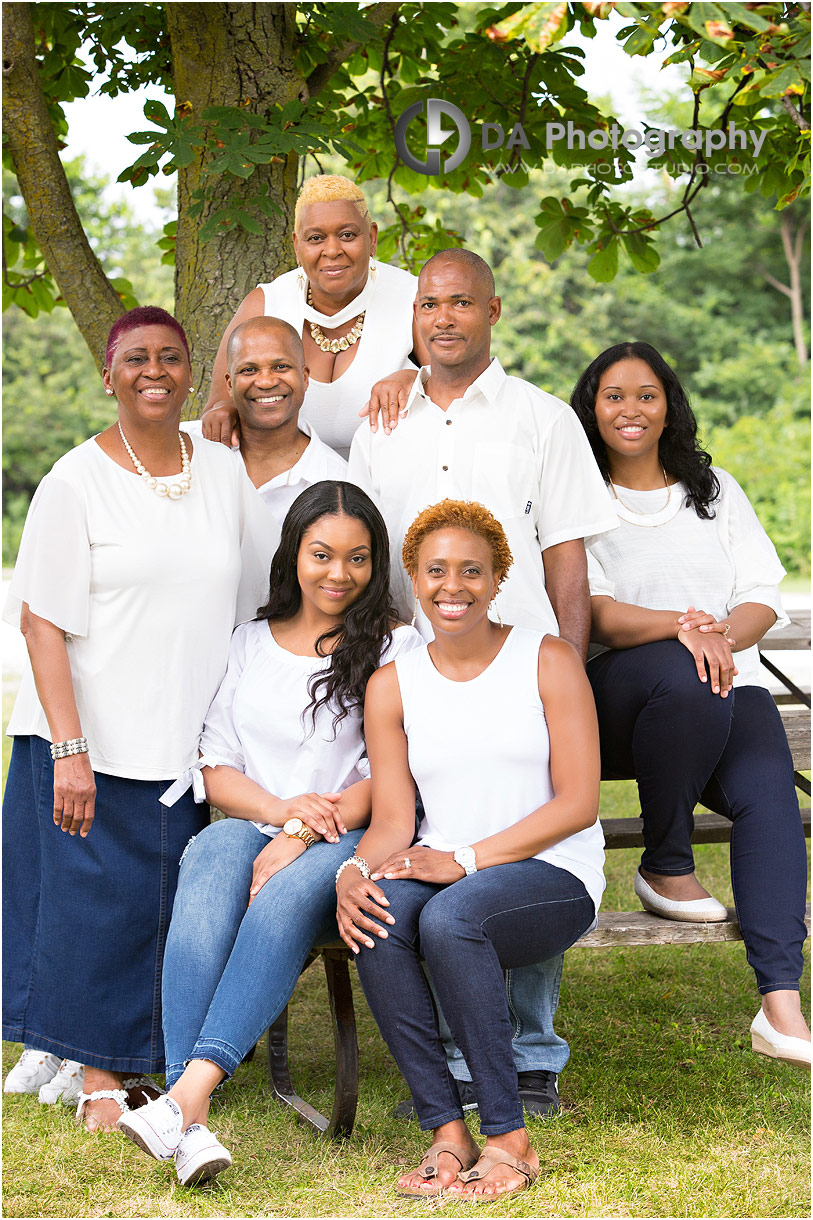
[751,1008,811,1069]
[634,871,728,923]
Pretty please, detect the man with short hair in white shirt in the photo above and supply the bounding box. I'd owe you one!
[187,316,348,526]
[348,248,617,1118]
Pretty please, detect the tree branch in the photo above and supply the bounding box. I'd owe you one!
[757,265,793,297]
[304,2,402,99]
[2,2,124,368]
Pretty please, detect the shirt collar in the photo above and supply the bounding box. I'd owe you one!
[405,357,506,414]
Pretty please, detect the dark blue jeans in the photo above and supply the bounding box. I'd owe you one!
[354,860,594,1134]
[589,641,808,993]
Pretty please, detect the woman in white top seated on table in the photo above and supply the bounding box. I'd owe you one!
[117,480,422,1187]
[570,340,810,1067]
[2,307,273,1132]
[202,174,427,459]
[337,499,604,1201]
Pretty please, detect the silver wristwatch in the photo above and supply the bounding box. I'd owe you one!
[453,846,478,876]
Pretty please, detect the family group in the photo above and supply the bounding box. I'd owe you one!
[3,173,809,1201]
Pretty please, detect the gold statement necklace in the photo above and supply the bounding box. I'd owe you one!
[307,285,365,354]
[608,462,671,526]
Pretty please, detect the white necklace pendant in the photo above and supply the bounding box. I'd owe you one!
[118,421,192,500]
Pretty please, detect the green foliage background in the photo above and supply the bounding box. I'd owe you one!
[2,151,809,574]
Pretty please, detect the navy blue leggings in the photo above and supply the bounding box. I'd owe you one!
[589,641,807,993]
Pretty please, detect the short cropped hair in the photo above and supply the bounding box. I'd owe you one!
[105,306,190,369]
[402,499,513,589]
[226,316,305,371]
[419,248,496,298]
[294,174,371,232]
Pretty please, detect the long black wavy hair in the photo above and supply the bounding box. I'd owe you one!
[570,341,720,519]
[256,480,397,732]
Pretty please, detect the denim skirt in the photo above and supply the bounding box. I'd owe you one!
[2,735,207,1073]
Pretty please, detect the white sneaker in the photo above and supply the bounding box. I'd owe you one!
[38,1059,85,1105]
[118,1094,184,1160]
[174,1123,232,1187]
[4,1049,62,1094]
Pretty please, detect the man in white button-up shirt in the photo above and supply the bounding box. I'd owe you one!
[187,317,348,527]
[348,248,617,1116]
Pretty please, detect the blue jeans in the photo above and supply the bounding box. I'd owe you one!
[354,860,595,1134]
[162,818,363,1086]
[589,642,808,993]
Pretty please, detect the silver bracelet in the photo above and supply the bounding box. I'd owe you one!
[50,737,89,761]
[335,855,372,884]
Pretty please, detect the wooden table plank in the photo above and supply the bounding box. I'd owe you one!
[760,609,810,651]
[602,807,811,850]
[576,904,812,948]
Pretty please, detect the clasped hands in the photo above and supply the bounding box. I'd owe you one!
[248,790,346,906]
[336,846,463,953]
[676,605,737,696]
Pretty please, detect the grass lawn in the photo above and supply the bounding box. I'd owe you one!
[2,769,809,1218]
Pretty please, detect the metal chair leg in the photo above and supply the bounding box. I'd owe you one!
[264,946,359,1138]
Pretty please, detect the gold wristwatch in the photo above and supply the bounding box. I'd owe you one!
[282,817,316,848]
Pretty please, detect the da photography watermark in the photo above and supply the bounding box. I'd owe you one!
[395,96,766,177]
[394,99,470,175]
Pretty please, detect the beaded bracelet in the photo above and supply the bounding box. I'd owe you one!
[335,855,372,884]
[50,737,89,761]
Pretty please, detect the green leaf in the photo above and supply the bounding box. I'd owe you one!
[588,238,619,282]
[622,231,660,274]
[143,99,170,127]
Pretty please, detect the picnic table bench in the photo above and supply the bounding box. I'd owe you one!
[263,610,811,1138]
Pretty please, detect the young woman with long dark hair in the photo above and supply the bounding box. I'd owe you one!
[118,480,421,1185]
[571,341,810,1067]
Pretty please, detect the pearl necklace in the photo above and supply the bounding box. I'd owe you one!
[608,463,671,526]
[118,422,192,500]
[307,286,365,354]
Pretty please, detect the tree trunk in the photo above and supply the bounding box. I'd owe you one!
[779,212,809,366]
[167,3,302,401]
[2,2,125,369]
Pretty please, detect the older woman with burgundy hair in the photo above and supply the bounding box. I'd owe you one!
[2,307,274,1132]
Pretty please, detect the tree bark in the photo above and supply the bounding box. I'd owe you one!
[167,3,302,400]
[2,2,125,369]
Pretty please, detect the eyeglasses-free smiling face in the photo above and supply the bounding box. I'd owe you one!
[296,512,373,620]
[226,325,309,434]
[413,528,499,633]
[593,357,668,461]
[292,201,377,305]
[103,324,191,425]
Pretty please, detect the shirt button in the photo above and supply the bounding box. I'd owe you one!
[442,465,449,472]
[446,419,452,425]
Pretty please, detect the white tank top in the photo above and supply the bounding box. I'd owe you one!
[394,626,605,910]
[259,262,418,459]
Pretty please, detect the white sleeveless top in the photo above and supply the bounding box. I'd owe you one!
[394,627,605,910]
[259,262,418,459]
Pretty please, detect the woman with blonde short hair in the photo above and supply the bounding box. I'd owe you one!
[203,174,426,458]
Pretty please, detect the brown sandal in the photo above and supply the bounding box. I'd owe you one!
[456,1146,539,1200]
[396,1139,481,1198]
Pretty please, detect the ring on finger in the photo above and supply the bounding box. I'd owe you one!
[403,856,411,870]
[722,623,731,637]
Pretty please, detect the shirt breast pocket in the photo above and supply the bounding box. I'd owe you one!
[472,443,536,521]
